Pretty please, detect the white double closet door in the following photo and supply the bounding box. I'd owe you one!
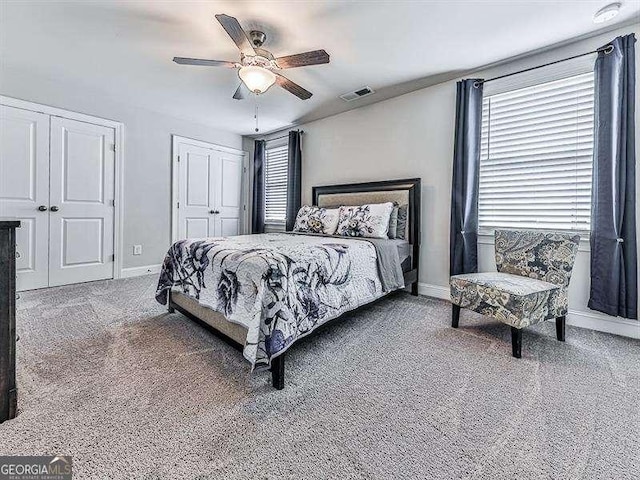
[177,140,243,239]
[0,105,115,291]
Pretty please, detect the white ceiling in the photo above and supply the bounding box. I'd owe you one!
[1,1,638,135]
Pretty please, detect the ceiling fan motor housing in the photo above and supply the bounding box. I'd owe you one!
[249,30,266,48]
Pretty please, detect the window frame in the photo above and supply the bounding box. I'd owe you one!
[263,138,289,227]
[477,57,595,242]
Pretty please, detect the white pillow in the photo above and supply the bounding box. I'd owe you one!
[336,202,394,239]
[292,205,340,235]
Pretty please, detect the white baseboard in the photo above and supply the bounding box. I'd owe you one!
[417,282,639,339]
[120,264,162,278]
[418,282,450,300]
[564,308,640,339]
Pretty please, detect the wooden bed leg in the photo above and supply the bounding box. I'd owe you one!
[271,354,285,390]
[411,281,419,296]
[167,292,175,313]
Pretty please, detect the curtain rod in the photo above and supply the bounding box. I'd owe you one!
[263,130,304,142]
[475,43,614,87]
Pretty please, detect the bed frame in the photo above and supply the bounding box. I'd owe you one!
[168,178,421,389]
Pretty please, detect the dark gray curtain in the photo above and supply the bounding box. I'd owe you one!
[251,140,266,234]
[589,34,637,320]
[450,79,484,276]
[286,131,302,231]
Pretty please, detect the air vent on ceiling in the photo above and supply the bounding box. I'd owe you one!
[339,86,375,102]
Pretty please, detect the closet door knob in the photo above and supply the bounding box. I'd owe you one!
[50,206,59,212]
[38,205,48,211]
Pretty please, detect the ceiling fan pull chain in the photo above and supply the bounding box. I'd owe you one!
[254,94,260,133]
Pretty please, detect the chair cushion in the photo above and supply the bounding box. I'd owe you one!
[450,272,568,328]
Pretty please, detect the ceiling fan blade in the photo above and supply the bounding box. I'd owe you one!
[275,74,312,100]
[173,57,236,67]
[275,49,330,69]
[214,14,255,56]
[232,82,247,100]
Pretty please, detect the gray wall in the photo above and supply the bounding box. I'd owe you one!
[251,24,640,336]
[0,69,243,270]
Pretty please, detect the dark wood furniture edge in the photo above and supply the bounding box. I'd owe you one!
[0,220,21,228]
[0,220,19,423]
[312,178,422,296]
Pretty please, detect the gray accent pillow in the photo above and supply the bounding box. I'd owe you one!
[387,203,399,239]
[396,204,408,240]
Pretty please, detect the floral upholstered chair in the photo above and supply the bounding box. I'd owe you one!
[449,230,580,358]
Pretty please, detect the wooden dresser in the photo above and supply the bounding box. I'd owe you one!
[0,219,19,423]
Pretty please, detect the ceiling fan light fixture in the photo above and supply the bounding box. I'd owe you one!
[238,66,276,94]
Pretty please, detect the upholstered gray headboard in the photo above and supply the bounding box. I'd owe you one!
[315,189,410,208]
[311,178,420,247]
[315,189,411,239]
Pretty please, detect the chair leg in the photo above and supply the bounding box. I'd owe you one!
[410,281,419,296]
[555,316,566,342]
[271,354,285,390]
[511,327,522,358]
[451,304,460,328]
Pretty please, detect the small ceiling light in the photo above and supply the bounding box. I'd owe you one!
[238,66,276,94]
[593,3,621,23]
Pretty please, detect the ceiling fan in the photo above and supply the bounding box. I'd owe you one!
[173,14,330,100]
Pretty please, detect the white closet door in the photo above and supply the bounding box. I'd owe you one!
[48,117,115,287]
[175,139,244,240]
[0,106,50,291]
[177,143,217,239]
[214,151,243,237]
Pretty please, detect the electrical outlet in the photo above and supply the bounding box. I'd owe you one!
[133,245,142,256]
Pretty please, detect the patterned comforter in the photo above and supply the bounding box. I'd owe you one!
[155,233,390,369]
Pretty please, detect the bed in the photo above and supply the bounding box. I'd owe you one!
[155,178,421,389]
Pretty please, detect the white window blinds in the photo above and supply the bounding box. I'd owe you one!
[264,143,288,223]
[479,72,595,232]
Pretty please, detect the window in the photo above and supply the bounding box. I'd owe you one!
[264,142,288,224]
[479,72,595,232]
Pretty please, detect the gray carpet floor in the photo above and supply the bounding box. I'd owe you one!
[0,275,638,479]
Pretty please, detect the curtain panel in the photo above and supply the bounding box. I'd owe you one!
[286,131,302,231]
[251,140,266,234]
[450,79,484,276]
[589,34,637,320]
